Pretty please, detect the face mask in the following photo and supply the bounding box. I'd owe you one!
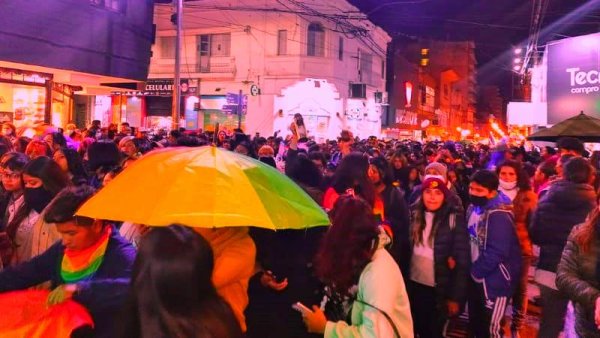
[499,179,517,190]
[469,194,489,207]
[24,187,54,213]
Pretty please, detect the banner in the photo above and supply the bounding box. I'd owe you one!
[547,33,600,124]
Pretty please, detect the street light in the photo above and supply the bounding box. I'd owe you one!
[514,58,522,64]
[513,65,521,71]
[514,48,523,55]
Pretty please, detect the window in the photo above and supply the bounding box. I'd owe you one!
[359,51,372,84]
[307,23,325,57]
[381,60,385,79]
[199,35,210,56]
[197,33,231,57]
[338,37,344,60]
[160,37,176,59]
[210,33,231,57]
[277,30,287,55]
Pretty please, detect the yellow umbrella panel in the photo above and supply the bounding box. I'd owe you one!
[76,146,330,230]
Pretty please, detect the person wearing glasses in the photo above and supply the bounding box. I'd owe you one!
[0,152,29,266]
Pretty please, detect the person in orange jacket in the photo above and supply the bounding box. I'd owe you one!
[195,227,256,332]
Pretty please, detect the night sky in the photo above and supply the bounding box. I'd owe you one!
[349,0,600,99]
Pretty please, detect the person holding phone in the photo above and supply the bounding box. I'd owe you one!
[300,195,413,338]
[291,113,307,141]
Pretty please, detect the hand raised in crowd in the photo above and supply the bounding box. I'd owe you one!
[302,305,327,334]
[260,270,288,291]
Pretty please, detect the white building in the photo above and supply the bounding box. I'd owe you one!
[145,0,390,141]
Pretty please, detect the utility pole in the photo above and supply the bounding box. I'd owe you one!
[237,89,243,130]
[171,0,183,131]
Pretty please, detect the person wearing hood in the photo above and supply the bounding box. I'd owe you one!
[531,157,597,337]
[21,156,71,260]
[466,170,521,338]
[496,160,538,336]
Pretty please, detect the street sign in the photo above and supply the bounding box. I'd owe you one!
[226,93,239,104]
[250,85,260,96]
[242,104,247,115]
[221,104,238,113]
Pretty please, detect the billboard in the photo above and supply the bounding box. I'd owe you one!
[547,33,600,124]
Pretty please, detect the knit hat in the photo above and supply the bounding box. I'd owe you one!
[118,136,135,149]
[425,162,448,179]
[421,177,449,198]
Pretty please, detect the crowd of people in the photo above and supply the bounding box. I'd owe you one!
[0,117,598,338]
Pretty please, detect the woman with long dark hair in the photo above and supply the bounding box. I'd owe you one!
[301,195,413,337]
[496,160,538,335]
[403,166,422,202]
[53,147,89,186]
[557,208,600,338]
[389,151,410,188]
[121,225,243,338]
[406,177,470,338]
[86,140,121,188]
[322,153,376,211]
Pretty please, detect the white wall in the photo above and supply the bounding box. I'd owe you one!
[150,0,390,136]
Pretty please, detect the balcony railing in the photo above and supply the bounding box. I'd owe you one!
[149,57,236,76]
[196,57,236,73]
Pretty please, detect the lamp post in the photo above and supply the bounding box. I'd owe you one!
[171,0,183,131]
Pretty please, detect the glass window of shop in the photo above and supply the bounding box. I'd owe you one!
[200,96,245,133]
[51,83,74,128]
[0,82,46,128]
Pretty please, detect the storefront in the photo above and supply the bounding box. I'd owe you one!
[0,67,77,129]
[0,67,50,128]
[103,78,207,131]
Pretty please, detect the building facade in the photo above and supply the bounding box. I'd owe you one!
[105,0,390,141]
[389,39,477,140]
[0,0,155,130]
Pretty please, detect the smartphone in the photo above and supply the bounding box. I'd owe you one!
[292,302,313,315]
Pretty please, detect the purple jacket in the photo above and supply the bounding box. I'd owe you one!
[0,226,136,338]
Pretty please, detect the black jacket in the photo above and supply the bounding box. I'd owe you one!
[381,186,411,273]
[531,180,597,272]
[406,209,471,310]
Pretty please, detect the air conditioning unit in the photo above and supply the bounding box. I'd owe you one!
[349,83,366,99]
[374,91,383,103]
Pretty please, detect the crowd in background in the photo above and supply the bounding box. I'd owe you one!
[0,116,598,337]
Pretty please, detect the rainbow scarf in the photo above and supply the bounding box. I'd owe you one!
[60,227,111,283]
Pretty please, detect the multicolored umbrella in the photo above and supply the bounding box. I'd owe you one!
[76,146,329,230]
[527,111,600,142]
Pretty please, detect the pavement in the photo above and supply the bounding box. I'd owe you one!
[444,264,578,338]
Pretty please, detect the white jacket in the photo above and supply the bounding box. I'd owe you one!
[325,242,414,338]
